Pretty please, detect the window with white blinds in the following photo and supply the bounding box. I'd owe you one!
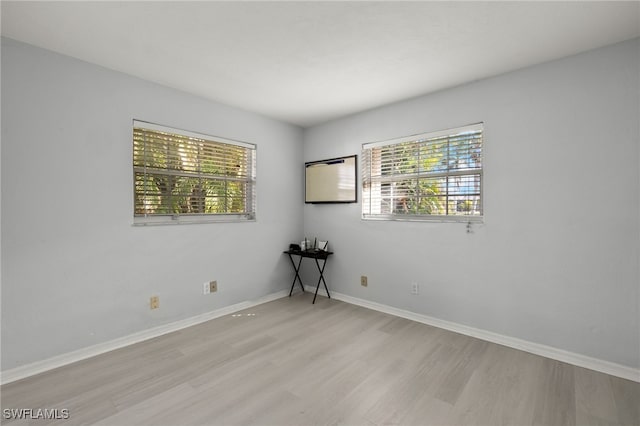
[362,123,483,221]
[133,120,256,225]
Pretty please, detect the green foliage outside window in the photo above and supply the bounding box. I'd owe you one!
[363,124,482,220]
[133,124,255,219]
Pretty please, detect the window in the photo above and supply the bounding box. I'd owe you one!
[362,123,483,221]
[133,120,256,225]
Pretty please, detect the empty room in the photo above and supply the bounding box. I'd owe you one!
[1,1,639,425]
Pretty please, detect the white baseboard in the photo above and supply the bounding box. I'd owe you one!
[1,290,289,385]
[306,285,639,383]
[4,287,638,384]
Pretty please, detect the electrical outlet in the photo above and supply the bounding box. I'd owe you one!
[150,296,159,309]
[411,282,419,295]
[209,281,217,293]
[361,276,368,287]
[203,282,210,294]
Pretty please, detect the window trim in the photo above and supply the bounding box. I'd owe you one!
[132,120,257,226]
[361,123,484,223]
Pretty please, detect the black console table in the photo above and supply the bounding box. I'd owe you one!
[283,249,333,304]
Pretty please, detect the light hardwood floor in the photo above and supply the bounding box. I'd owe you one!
[1,293,638,426]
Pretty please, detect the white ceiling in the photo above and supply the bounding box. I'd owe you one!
[2,1,639,128]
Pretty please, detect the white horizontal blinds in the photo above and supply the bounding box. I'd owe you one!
[362,123,483,220]
[362,145,382,215]
[133,122,256,218]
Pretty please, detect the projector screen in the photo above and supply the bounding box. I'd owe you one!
[305,155,357,204]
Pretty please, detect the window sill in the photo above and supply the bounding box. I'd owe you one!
[362,214,483,223]
[133,214,255,226]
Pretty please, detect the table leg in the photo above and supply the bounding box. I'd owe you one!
[312,258,331,304]
[288,254,305,297]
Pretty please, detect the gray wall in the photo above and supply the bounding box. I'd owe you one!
[1,38,304,370]
[2,36,638,373]
[303,38,640,369]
